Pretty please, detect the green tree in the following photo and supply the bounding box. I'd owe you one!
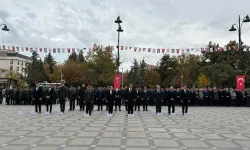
[68,51,78,61]
[78,50,85,62]
[128,59,143,87]
[157,54,174,87]
[44,53,56,74]
[26,52,46,86]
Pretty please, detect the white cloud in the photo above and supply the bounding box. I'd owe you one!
[1,0,250,70]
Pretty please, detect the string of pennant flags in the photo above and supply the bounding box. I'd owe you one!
[0,44,249,54]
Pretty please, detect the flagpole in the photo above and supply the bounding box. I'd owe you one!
[121,68,124,88]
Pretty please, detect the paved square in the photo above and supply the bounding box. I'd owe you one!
[0,103,250,150]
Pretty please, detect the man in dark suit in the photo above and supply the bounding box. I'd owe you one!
[85,85,94,116]
[95,87,104,111]
[154,85,164,115]
[142,86,150,111]
[126,83,135,115]
[135,87,142,111]
[58,81,69,114]
[79,84,86,111]
[32,82,44,114]
[168,86,176,115]
[114,88,122,111]
[107,86,115,115]
[181,86,190,115]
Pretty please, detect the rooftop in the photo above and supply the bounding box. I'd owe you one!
[0,50,32,61]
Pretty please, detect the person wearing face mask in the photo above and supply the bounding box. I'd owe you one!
[154,85,164,115]
[114,88,122,111]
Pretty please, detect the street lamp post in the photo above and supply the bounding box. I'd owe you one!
[229,15,250,51]
[115,16,123,73]
[0,23,10,31]
[229,15,250,70]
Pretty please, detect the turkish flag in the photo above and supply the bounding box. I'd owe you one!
[236,76,245,92]
[113,74,121,90]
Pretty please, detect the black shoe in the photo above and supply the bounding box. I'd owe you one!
[119,110,121,111]
[114,109,117,111]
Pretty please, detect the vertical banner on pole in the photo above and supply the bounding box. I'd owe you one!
[236,76,245,92]
[114,74,121,90]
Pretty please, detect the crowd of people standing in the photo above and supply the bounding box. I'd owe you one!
[1,82,250,116]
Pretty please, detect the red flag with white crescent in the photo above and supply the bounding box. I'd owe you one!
[113,74,121,90]
[236,76,245,92]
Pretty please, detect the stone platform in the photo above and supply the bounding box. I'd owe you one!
[0,103,250,150]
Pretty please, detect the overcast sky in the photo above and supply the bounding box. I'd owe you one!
[1,0,250,70]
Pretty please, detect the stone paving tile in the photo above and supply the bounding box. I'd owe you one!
[0,102,250,150]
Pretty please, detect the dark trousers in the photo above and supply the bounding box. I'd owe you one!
[106,101,109,111]
[125,100,128,111]
[60,98,65,113]
[182,102,188,115]
[6,97,10,105]
[128,102,134,114]
[97,99,103,111]
[204,96,209,106]
[135,99,141,111]
[143,99,148,111]
[46,100,52,113]
[156,103,161,113]
[108,103,114,114]
[86,102,92,115]
[214,100,219,106]
[11,99,15,105]
[168,100,175,114]
[115,99,121,111]
[79,100,85,111]
[35,100,41,113]
[69,99,75,110]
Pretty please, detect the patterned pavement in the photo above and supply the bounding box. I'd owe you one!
[0,102,250,150]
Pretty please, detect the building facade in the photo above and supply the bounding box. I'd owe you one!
[0,50,32,76]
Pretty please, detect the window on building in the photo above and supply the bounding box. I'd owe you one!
[10,60,13,64]
[10,66,13,71]
[22,61,23,66]
[16,66,19,71]
[17,61,20,65]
